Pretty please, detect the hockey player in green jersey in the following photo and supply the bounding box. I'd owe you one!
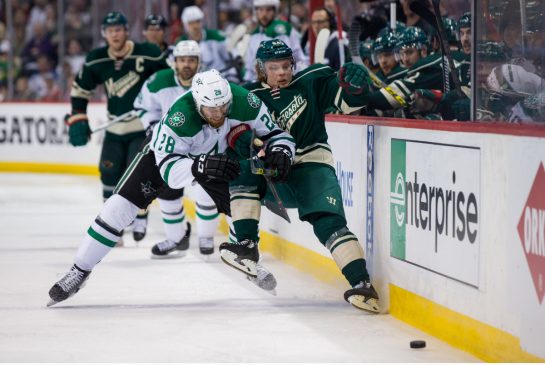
[371,31,407,83]
[218,39,380,313]
[64,11,169,244]
[395,26,429,69]
[47,69,293,306]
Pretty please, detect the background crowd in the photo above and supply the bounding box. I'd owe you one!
[0,0,544,122]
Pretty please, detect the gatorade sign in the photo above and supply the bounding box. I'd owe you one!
[517,162,545,304]
[390,139,481,287]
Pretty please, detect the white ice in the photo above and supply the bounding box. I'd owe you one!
[0,173,479,362]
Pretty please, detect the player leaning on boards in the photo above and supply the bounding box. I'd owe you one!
[65,12,169,245]
[47,70,294,306]
[218,39,380,313]
[134,40,221,258]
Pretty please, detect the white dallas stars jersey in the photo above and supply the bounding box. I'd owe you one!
[134,68,191,130]
[150,83,295,190]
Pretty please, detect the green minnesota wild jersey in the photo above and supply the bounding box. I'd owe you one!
[367,52,446,109]
[245,64,366,168]
[71,41,168,135]
[150,83,294,190]
[376,64,408,84]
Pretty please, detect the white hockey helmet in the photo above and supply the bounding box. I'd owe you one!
[254,0,280,9]
[192,69,232,117]
[181,6,204,25]
[486,64,545,97]
[173,40,201,58]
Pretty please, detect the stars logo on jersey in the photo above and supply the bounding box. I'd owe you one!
[140,181,157,198]
[214,89,221,96]
[274,23,287,35]
[195,78,203,85]
[168,112,185,127]
[247,92,262,108]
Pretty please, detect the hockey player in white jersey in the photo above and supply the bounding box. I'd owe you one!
[134,40,227,257]
[179,6,241,83]
[484,63,545,123]
[243,0,307,83]
[47,70,294,306]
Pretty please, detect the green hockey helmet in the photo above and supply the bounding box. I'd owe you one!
[377,22,406,37]
[256,39,294,72]
[396,26,429,51]
[439,17,459,44]
[145,14,168,29]
[372,31,399,65]
[458,12,471,30]
[476,41,511,62]
[101,11,128,30]
[359,40,374,62]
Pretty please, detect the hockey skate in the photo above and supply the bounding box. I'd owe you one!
[47,265,91,307]
[344,280,380,313]
[219,239,259,277]
[150,223,191,259]
[199,236,214,255]
[132,216,147,242]
[246,263,277,295]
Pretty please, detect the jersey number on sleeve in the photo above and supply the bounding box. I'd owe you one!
[261,114,275,131]
[157,133,175,153]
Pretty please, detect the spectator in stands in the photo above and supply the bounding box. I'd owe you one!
[399,0,434,36]
[24,0,49,42]
[168,3,183,44]
[28,54,56,99]
[20,21,57,74]
[14,75,38,101]
[64,0,92,50]
[306,7,349,70]
[65,39,85,76]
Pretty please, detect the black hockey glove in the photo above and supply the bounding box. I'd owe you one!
[64,112,91,147]
[191,154,240,182]
[265,145,292,183]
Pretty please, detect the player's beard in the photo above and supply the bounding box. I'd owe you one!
[178,67,196,82]
[206,116,225,128]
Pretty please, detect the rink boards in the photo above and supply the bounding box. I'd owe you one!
[1,103,544,361]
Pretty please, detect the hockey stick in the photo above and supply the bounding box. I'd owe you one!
[409,0,463,96]
[227,24,247,53]
[314,28,330,64]
[249,129,291,223]
[92,110,138,133]
[335,4,345,66]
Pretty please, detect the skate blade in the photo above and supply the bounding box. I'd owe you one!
[246,275,277,296]
[220,250,257,277]
[150,251,187,260]
[347,295,380,313]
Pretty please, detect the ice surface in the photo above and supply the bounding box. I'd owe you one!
[0,173,479,362]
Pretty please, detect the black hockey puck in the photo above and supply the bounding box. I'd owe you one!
[410,340,426,349]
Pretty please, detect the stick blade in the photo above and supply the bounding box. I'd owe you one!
[314,28,330,64]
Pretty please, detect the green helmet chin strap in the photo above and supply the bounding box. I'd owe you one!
[256,39,294,74]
